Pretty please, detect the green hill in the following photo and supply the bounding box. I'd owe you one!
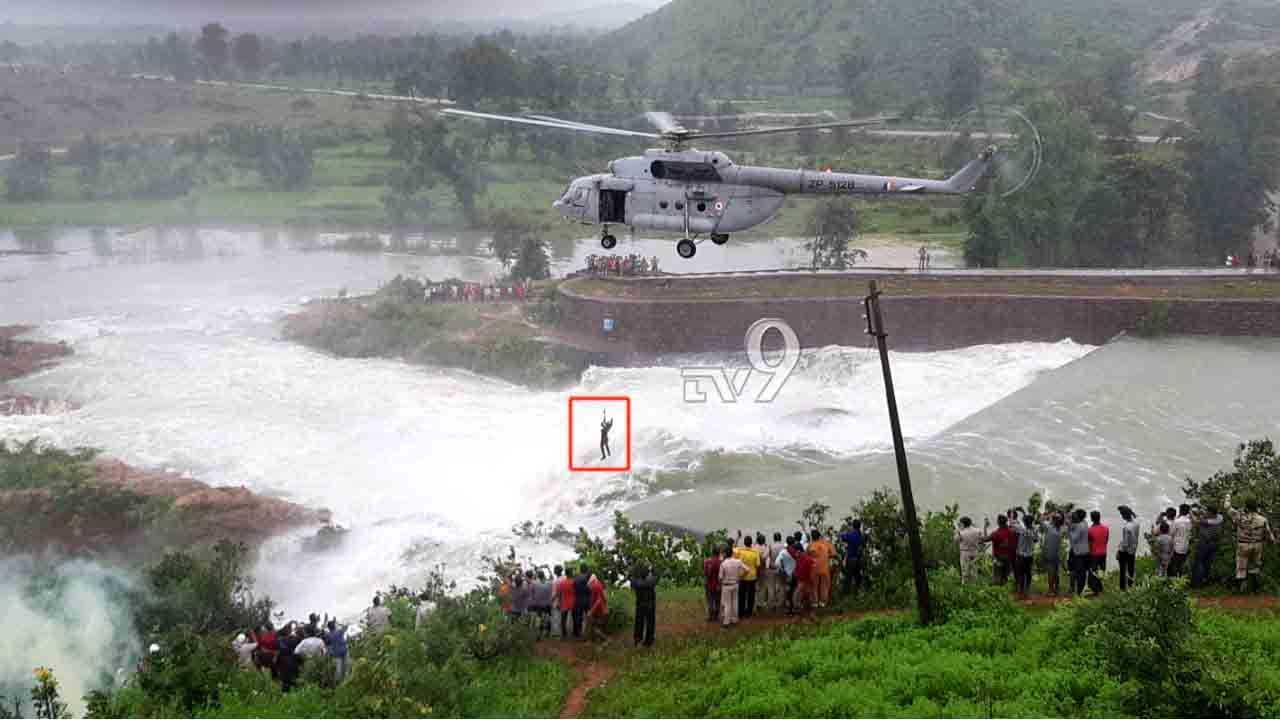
[599,0,1275,108]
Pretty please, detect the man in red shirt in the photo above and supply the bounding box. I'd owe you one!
[988,514,1016,586]
[586,573,608,642]
[554,565,575,639]
[1088,510,1110,594]
[793,538,816,619]
[703,549,722,623]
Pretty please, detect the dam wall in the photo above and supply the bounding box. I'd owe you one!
[556,275,1280,355]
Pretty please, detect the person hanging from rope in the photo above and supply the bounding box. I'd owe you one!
[600,411,613,461]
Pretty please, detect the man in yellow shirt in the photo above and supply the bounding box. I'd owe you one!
[807,530,836,607]
[733,536,761,618]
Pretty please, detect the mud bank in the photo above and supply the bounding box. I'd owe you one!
[0,325,328,556]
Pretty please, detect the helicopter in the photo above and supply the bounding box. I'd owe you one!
[441,108,1009,259]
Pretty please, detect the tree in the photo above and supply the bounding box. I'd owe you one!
[5,143,53,202]
[838,51,876,112]
[941,45,984,120]
[805,198,865,269]
[231,33,265,76]
[963,94,1100,267]
[1075,151,1187,266]
[68,133,105,200]
[254,128,314,191]
[194,23,229,78]
[163,32,194,82]
[1183,54,1280,262]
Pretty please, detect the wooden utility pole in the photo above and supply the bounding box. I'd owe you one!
[864,280,932,625]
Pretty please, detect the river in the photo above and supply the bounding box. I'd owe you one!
[2,226,1278,622]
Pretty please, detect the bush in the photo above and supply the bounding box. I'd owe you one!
[5,143,53,202]
[572,512,728,587]
[1183,439,1280,590]
[1066,579,1193,686]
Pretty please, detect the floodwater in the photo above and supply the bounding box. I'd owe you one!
[2,226,1278,622]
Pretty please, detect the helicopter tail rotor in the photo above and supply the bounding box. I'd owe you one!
[940,107,1042,198]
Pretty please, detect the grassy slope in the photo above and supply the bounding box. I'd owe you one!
[581,598,1280,718]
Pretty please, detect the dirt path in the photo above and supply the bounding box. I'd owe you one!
[546,606,890,718]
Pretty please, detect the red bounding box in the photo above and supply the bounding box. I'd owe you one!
[568,395,631,472]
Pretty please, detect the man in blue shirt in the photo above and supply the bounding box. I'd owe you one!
[840,520,866,595]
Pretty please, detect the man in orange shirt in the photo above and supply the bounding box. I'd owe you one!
[807,530,836,607]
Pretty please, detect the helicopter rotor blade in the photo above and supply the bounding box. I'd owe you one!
[440,108,659,139]
[693,117,899,141]
[523,114,656,137]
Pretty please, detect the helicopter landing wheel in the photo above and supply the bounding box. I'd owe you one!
[676,238,697,259]
[711,233,729,245]
[601,234,617,250]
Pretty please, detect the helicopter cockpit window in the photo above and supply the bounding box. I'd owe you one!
[573,188,586,205]
[650,161,721,183]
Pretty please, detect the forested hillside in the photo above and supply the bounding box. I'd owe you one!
[599,0,1278,109]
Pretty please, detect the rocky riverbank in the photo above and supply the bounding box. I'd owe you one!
[1,324,328,557]
[1,325,72,415]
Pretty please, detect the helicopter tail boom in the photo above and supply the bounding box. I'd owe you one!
[733,145,998,197]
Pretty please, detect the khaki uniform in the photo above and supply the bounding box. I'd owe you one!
[955,526,986,584]
[1230,510,1275,579]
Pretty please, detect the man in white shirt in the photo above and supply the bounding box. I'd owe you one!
[366,595,391,633]
[1169,504,1193,577]
[294,632,327,659]
[718,547,746,627]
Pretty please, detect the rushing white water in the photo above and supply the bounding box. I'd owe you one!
[4,227,1279,623]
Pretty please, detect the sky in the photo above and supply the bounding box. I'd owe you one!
[0,0,670,26]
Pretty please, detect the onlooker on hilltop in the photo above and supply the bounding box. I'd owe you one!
[1169,504,1193,577]
[988,514,1015,586]
[1117,506,1139,590]
[1014,513,1039,598]
[955,516,988,585]
[323,619,349,684]
[366,595,391,633]
[630,565,658,648]
[1191,505,1225,588]
[840,520,866,595]
[1226,495,1278,594]
[733,536,761,618]
[1068,509,1091,596]
[718,546,746,628]
[1040,512,1064,597]
[703,547,722,623]
[555,564,575,639]
[1088,511,1110,594]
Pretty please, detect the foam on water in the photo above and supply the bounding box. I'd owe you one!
[1,228,1093,618]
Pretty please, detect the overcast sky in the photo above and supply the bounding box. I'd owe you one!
[0,0,670,26]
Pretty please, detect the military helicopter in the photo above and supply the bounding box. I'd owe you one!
[442,108,1010,259]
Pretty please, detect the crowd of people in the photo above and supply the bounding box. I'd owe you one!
[207,492,1271,684]
[963,494,1276,597]
[703,527,863,629]
[422,279,531,303]
[496,564,637,644]
[584,254,660,277]
[229,611,353,691]
[1227,250,1280,269]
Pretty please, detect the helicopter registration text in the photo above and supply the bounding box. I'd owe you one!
[805,177,857,192]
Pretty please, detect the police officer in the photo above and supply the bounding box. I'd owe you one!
[1226,495,1277,594]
